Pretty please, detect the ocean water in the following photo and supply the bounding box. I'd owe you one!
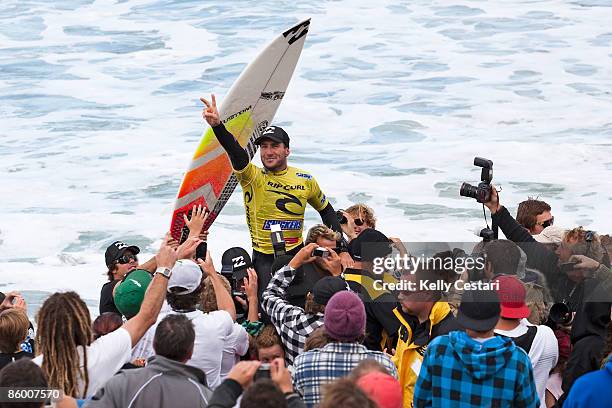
[1,0,611,313]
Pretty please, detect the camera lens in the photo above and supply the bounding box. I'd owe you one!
[550,303,572,325]
[459,182,478,199]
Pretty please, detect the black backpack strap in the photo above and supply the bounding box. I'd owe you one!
[512,325,538,354]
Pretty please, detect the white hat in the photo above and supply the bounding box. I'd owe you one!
[533,226,566,244]
[167,260,203,295]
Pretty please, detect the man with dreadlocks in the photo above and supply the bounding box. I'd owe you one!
[32,234,199,399]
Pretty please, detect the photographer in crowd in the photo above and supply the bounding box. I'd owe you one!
[282,224,343,309]
[517,198,554,235]
[207,358,303,408]
[262,242,349,365]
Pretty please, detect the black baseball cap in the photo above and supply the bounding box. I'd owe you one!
[348,228,392,262]
[221,247,253,280]
[105,241,140,267]
[312,277,350,305]
[254,126,290,147]
[456,289,501,332]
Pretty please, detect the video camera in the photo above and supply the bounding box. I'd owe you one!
[460,157,493,203]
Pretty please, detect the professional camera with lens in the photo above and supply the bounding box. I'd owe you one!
[460,157,494,203]
[549,302,574,326]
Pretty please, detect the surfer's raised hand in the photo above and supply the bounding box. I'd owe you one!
[201,94,221,127]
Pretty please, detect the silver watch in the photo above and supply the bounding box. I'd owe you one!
[155,267,172,279]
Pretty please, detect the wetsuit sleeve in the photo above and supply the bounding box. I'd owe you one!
[212,123,249,171]
[318,203,342,235]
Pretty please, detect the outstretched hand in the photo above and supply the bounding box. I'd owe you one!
[201,94,221,127]
[183,204,209,238]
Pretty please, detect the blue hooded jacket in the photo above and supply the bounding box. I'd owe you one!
[564,360,612,408]
[414,330,539,407]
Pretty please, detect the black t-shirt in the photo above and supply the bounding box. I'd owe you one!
[0,351,34,371]
[99,280,120,315]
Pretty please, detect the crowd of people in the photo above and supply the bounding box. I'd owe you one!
[1,96,611,407]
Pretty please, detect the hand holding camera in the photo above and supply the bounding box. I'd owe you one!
[227,360,261,388]
[288,242,319,269]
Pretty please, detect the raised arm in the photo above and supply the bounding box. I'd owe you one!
[122,234,180,347]
[201,94,249,171]
[198,251,237,321]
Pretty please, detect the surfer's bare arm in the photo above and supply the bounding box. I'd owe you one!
[201,94,249,171]
[198,251,238,321]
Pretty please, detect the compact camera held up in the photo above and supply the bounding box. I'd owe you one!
[460,157,494,203]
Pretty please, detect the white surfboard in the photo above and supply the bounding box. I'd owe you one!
[170,19,311,241]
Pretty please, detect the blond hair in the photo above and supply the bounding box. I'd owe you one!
[305,224,340,244]
[345,204,376,228]
[564,227,605,262]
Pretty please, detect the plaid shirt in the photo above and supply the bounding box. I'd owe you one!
[414,331,539,408]
[262,265,324,365]
[293,342,399,407]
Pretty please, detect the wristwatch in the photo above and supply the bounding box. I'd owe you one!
[154,267,172,279]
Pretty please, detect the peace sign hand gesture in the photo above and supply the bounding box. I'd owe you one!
[200,94,221,127]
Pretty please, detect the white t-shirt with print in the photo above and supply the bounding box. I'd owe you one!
[220,323,249,379]
[168,309,234,389]
[33,327,132,399]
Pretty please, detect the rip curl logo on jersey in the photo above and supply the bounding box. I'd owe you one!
[295,172,312,179]
[263,220,303,230]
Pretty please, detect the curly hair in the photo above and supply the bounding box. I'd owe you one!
[36,292,93,398]
[255,325,282,350]
[564,227,606,263]
[345,203,377,228]
[199,275,232,313]
[305,224,340,244]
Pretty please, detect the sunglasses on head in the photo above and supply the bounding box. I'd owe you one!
[538,216,554,228]
[116,254,137,264]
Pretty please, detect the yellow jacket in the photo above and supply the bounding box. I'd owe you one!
[391,301,456,408]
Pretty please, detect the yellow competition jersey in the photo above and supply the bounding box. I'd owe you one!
[234,162,329,254]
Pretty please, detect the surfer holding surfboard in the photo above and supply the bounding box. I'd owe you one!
[201,94,347,301]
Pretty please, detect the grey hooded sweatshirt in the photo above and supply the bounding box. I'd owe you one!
[84,355,212,408]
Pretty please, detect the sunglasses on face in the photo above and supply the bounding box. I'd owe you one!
[354,218,365,227]
[116,254,137,264]
[537,216,554,228]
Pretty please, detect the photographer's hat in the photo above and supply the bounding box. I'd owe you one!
[105,241,140,267]
[221,247,252,280]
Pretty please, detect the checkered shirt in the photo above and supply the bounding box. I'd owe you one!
[414,331,539,408]
[293,342,399,407]
[262,265,324,366]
